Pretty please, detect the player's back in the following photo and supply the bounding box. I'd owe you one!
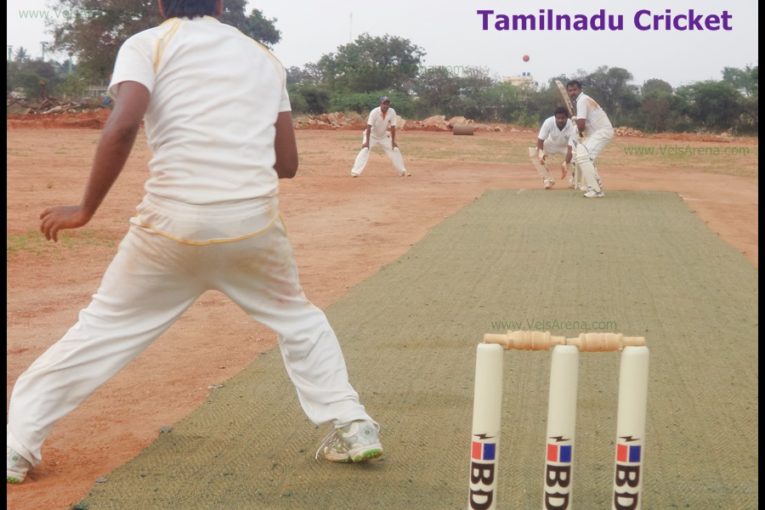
[111,16,289,205]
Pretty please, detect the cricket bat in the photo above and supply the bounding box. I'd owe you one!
[555,80,575,118]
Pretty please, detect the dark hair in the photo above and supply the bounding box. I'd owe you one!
[161,0,217,19]
[566,79,582,89]
[554,106,568,116]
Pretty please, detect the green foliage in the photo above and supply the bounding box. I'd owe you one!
[579,66,641,126]
[288,84,331,114]
[677,81,745,132]
[722,65,758,97]
[286,64,321,86]
[413,66,460,116]
[288,53,757,133]
[234,5,281,47]
[48,0,281,81]
[56,70,89,98]
[641,78,673,97]
[638,79,674,132]
[14,47,30,62]
[315,34,425,92]
[329,91,415,117]
[6,58,61,98]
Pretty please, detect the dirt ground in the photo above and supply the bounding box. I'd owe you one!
[6,126,758,509]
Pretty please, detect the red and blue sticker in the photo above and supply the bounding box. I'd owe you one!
[547,443,572,463]
[616,443,641,463]
[471,441,496,461]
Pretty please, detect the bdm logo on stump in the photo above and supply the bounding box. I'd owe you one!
[613,440,643,510]
[544,440,573,509]
[468,436,497,510]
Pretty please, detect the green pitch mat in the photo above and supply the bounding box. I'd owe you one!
[78,190,757,509]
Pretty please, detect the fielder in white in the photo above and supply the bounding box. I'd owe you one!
[7,0,383,485]
[530,106,575,190]
[566,80,614,198]
[350,96,410,177]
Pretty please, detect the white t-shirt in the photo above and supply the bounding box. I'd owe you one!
[575,92,613,133]
[367,106,397,139]
[537,116,575,148]
[108,16,291,206]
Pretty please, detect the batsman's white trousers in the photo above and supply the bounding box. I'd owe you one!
[351,131,407,175]
[575,127,614,192]
[7,201,372,465]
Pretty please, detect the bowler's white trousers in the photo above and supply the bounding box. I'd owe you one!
[351,131,407,175]
[7,197,372,465]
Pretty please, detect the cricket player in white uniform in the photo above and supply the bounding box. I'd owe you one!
[7,0,383,484]
[350,96,410,177]
[566,80,614,198]
[530,106,575,189]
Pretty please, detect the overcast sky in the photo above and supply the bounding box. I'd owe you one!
[6,0,758,88]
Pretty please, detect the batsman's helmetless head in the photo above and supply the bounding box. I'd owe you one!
[380,96,391,112]
[565,80,582,101]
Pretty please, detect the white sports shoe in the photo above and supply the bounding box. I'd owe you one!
[544,178,554,190]
[7,448,32,484]
[315,420,384,463]
[399,169,412,177]
[351,172,360,178]
[583,189,605,198]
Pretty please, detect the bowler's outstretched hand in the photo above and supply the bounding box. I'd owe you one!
[40,206,91,242]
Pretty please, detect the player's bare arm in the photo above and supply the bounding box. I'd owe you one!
[561,146,573,178]
[40,81,150,242]
[363,125,371,148]
[274,111,298,179]
[536,138,547,163]
[390,126,398,148]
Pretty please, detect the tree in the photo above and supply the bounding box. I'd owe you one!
[413,66,461,116]
[639,79,674,132]
[722,65,758,97]
[49,0,281,81]
[677,81,744,132]
[580,66,640,125]
[315,34,425,92]
[14,47,30,62]
[238,8,281,47]
[288,84,331,114]
[641,78,673,97]
[7,58,61,98]
[286,64,322,86]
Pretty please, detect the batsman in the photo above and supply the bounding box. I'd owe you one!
[565,80,614,198]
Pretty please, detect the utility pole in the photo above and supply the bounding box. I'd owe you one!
[7,45,13,61]
[41,41,48,61]
[349,12,353,43]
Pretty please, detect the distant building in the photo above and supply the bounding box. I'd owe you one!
[504,72,536,88]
